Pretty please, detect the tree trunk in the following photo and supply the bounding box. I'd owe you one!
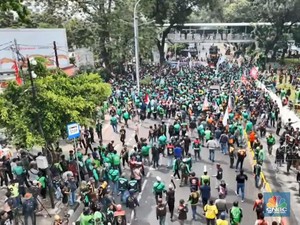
[281,48,287,60]
[156,40,165,66]
[156,26,173,66]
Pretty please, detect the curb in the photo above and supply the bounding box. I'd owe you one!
[244,130,288,225]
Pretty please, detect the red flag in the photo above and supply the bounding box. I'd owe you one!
[250,67,259,80]
[12,60,22,85]
[144,93,150,105]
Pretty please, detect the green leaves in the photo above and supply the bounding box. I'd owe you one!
[0,0,28,21]
[0,65,111,148]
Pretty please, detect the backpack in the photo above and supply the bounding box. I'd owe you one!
[180,163,188,173]
[256,200,264,213]
[127,196,136,209]
[156,204,167,217]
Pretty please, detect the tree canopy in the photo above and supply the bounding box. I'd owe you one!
[141,0,213,64]
[0,0,28,20]
[0,64,111,148]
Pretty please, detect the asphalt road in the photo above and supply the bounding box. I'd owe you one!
[258,124,300,225]
[95,116,266,225]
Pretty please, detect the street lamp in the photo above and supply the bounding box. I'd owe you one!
[134,0,142,95]
[27,57,55,209]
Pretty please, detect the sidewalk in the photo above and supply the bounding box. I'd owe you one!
[254,82,300,224]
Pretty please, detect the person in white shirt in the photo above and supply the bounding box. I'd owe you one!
[206,137,218,162]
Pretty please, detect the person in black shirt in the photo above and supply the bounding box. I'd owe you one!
[120,126,126,146]
[166,181,176,221]
[235,170,248,202]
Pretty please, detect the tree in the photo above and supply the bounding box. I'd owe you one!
[29,0,155,70]
[141,0,213,65]
[0,64,111,149]
[220,0,258,23]
[0,0,28,20]
[250,0,300,59]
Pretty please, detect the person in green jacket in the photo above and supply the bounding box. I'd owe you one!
[152,176,166,204]
[37,172,47,199]
[141,144,151,165]
[80,208,93,225]
[174,123,181,136]
[179,158,190,187]
[266,133,275,155]
[242,110,249,121]
[116,107,122,123]
[158,134,167,151]
[108,167,120,195]
[123,110,130,127]
[110,115,118,133]
[197,124,205,144]
[94,211,105,225]
[230,201,243,225]
[92,163,100,187]
[112,150,122,174]
[245,120,253,134]
[204,128,212,144]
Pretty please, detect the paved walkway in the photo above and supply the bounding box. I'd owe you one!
[255,81,300,225]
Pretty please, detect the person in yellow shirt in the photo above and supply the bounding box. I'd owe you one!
[217,212,228,225]
[204,199,218,225]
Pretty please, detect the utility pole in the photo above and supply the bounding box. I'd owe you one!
[134,0,142,95]
[13,39,25,83]
[53,41,59,68]
[27,58,55,209]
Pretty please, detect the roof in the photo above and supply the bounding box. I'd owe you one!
[61,65,78,77]
[162,22,299,27]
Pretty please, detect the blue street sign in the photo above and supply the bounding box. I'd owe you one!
[67,123,80,139]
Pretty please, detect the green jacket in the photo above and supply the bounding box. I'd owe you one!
[153,181,165,193]
[80,213,93,225]
[230,206,243,223]
[108,169,119,182]
[141,145,150,156]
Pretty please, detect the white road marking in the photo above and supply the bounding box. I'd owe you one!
[129,171,151,224]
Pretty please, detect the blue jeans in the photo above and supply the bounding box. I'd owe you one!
[159,216,166,225]
[220,143,228,154]
[110,181,119,195]
[149,137,154,145]
[191,205,197,219]
[69,190,76,206]
[236,183,245,200]
[209,150,215,162]
[120,190,125,203]
[112,124,118,132]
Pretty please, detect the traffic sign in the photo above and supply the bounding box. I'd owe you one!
[67,123,80,139]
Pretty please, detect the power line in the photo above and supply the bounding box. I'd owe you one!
[0,41,13,47]
[0,45,13,52]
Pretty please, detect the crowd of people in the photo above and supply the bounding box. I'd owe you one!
[0,55,298,225]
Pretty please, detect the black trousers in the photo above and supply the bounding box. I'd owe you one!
[173,170,180,179]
